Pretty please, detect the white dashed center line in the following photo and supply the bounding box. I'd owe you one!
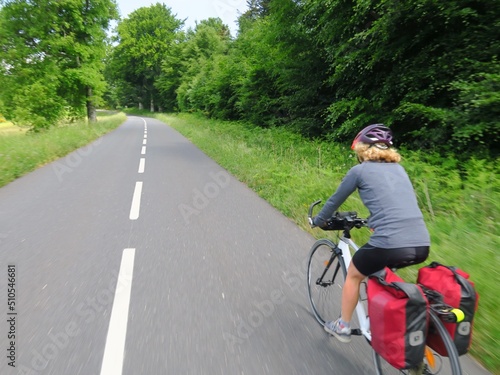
[138,158,145,174]
[99,248,136,375]
[141,146,146,155]
[129,182,143,220]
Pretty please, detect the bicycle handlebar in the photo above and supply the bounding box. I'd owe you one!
[308,200,322,220]
[308,200,367,231]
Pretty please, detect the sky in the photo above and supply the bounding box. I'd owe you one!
[115,0,249,36]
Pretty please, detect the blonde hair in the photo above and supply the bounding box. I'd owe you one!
[353,142,401,163]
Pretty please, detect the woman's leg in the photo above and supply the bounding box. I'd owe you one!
[325,244,373,341]
[324,261,367,342]
[341,261,367,323]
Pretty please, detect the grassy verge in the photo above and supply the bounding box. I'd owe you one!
[0,112,126,188]
[149,111,498,374]
[0,121,28,135]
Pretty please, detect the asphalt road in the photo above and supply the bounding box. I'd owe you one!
[0,116,491,375]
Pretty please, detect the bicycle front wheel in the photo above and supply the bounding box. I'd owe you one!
[372,310,462,375]
[307,239,347,326]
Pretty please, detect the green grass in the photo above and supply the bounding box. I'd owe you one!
[149,111,499,374]
[0,112,126,187]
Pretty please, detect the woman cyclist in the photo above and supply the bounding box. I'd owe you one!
[311,124,430,343]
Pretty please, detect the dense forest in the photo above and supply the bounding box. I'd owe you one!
[0,0,498,158]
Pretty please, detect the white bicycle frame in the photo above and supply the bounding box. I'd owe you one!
[337,236,372,342]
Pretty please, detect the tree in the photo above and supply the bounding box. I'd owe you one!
[110,4,183,111]
[259,0,331,133]
[301,0,500,155]
[101,0,499,157]
[172,18,232,114]
[0,0,118,128]
[243,0,271,20]
[229,17,283,124]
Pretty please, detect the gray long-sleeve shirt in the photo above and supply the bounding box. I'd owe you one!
[314,161,430,248]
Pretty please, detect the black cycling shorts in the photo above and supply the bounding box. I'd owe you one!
[352,244,430,276]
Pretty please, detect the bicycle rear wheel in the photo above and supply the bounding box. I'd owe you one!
[372,310,462,375]
[307,239,347,326]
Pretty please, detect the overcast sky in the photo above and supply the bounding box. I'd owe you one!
[116,0,249,36]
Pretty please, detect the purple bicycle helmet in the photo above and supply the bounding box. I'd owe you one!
[351,124,393,149]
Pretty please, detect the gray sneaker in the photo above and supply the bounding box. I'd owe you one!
[324,318,351,343]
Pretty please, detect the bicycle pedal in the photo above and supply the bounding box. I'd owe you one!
[350,328,362,336]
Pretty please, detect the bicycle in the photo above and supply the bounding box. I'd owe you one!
[306,200,462,375]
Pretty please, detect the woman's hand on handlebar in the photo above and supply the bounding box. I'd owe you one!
[308,200,322,228]
[308,217,316,228]
[309,216,326,229]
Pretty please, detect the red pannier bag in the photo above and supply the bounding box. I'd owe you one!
[368,267,429,369]
[417,262,479,356]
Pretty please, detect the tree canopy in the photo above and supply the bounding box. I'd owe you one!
[0,0,118,129]
[106,0,498,157]
[107,3,184,112]
[1,0,498,156]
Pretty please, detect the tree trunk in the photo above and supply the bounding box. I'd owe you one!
[86,87,97,123]
[150,97,154,112]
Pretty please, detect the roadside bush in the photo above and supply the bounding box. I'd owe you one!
[11,81,66,131]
